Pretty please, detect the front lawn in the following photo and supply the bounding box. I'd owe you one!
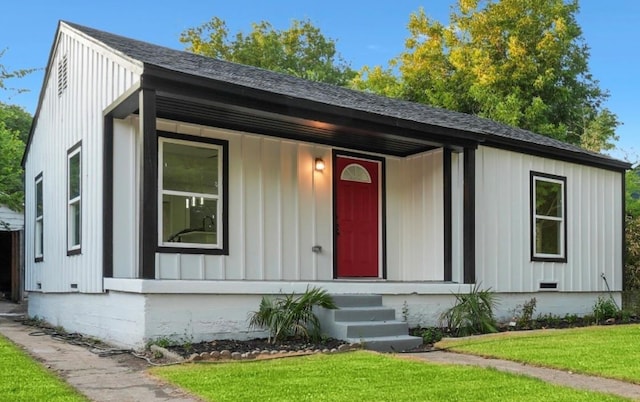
[437,324,640,383]
[0,335,86,401]
[150,351,625,401]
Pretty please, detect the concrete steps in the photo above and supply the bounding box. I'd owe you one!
[316,294,422,352]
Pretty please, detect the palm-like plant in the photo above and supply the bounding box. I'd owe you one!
[248,287,337,343]
[440,284,499,337]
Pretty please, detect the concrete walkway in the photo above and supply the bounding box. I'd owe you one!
[403,350,640,400]
[2,299,640,401]
[0,300,201,402]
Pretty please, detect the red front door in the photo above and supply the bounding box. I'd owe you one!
[335,156,379,277]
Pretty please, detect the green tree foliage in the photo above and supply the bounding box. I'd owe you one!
[353,0,618,152]
[0,121,25,211]
[180,17,356,86]
[0,49,33,212]
[0,102,31,143]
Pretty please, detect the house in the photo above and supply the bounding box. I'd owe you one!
[22,21,630,349]
[0,205,24,302]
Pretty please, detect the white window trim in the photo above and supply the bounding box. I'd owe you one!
[35,173,44,261]
[532,173,566,261]
[158,137,223,249]
[67,144,82,253]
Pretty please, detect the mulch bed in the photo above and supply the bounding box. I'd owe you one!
[167,337,350,358]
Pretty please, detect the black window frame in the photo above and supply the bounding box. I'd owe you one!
[156,132,229,255]
[530,171,567,263]
[34,172,44,262]
[67,141,82,256]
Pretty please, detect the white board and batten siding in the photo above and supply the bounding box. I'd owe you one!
[24,24,142,293]
[111,118,447,282]
[475,146,623,293]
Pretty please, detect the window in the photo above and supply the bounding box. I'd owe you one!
[35,173,44,262]
[531,172,566,262]
[67,143,81,255]
[158,136,225,250]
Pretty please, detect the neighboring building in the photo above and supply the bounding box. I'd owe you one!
[22,21,630,348]
[0,205,24,302]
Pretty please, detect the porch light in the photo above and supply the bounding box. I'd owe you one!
[315,158,325,172]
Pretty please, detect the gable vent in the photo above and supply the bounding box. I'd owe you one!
[57,55,68,96]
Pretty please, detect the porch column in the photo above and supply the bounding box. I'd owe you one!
[443,148,452,282]
[463,146,476,284]
[102,114,114,278]
[140,88,158,279]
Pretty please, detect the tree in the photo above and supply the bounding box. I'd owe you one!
[0,102,31,143]
[180,17,356,86]
[0,48,35,96]
[353,0,618,152]
[0,121,25,211]
[0,51,33,212]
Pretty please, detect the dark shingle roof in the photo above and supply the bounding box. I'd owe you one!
[64,21,628,169]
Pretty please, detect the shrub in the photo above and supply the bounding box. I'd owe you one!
[248,286,336,343]
[593,296,619,324]
[440,284,498,337]
[514,297,537,329]
[417,327,444,344]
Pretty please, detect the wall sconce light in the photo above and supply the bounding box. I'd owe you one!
[315,158,325,172]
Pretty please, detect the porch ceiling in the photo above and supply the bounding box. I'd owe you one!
[155,95,445,157]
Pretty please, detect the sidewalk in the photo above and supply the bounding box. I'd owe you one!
[0,300,201,402]
[403,350,640,400]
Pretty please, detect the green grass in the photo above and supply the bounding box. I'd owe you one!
[150,351,625,401]
[437,324,640,383]
[0,335,86,401]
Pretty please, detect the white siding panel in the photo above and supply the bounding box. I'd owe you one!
[280,141,299,280]
[386,150,444,281]
[112,119,138,278]
[24,26,142,293]
[475,146,623,292]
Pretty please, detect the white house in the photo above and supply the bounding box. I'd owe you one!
[22,21,630,349]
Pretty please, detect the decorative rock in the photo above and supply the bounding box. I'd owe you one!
[241,353,249,359]
[250,350,260,356]
[270,350,278,355]
[605,318,616,324]
[314,349,321,354]
[261,350,271,355]
[209,351,220,359]
[220,350,232,359]
[199,352,209,359]
[338,344,349,352]
[322,349,330,354]
[231,352,242,360]
[189,353,201,362]
[330,348,338,353]
[349,343,362,349]
[279,350,288,354]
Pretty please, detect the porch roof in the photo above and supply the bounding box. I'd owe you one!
[70,21,629,169]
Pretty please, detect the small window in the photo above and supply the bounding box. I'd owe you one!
[67,143,82,255]
[34,173,44,262]
[159,136,225,250]
[531,172,566,262]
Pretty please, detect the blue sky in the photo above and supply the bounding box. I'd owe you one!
[1,0,637,162]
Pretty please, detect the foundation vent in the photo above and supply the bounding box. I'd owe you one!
[539,282,558,290]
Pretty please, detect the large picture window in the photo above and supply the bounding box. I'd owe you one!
[531,172,567,262]
[158,136,225,250]
[35,173,44,262]
[67,142,82,255]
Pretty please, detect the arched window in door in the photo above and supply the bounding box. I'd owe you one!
[340,163,372,183]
